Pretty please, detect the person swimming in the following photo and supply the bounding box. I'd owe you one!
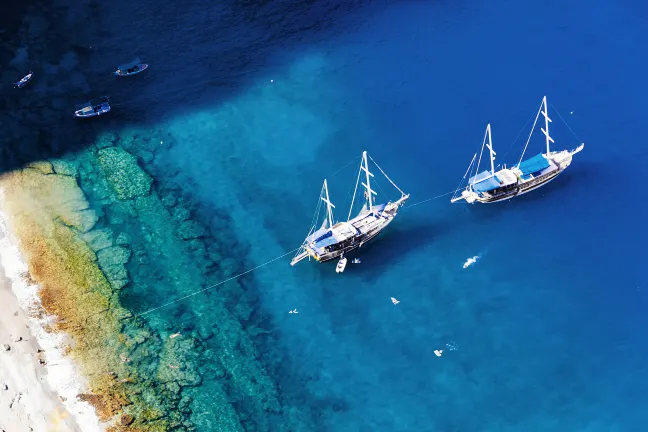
[391,297,400,305]
[463,255,479,268]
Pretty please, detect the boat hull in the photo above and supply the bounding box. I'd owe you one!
[74,106,111,118]
[475,168,563,203]
[114,64,149,76]
[306,213,396,262]
[306,216,395,263]
[14,72,33,88]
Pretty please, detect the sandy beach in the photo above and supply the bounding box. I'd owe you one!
[0,269,80,432]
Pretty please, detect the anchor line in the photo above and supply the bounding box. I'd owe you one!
[403,190,457,208]
[128,187,459,317]
[128,247,301,319]
[128,157,457,317]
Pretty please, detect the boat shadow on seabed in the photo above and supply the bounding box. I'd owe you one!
[330,219,446,279]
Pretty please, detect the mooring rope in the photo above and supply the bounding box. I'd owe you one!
[404,190,457,208]
[129,247,301,319]
[129,160,458,317]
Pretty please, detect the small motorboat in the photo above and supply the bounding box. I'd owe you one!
[14,71,33,88]
[335,256,348,273]
[74,96,111,118]
[114,57,149,76]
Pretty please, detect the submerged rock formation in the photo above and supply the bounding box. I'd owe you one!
[0,133,318,431]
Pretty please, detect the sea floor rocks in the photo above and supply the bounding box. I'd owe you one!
[0,166,175,432]
[3,168,98,233]
[97,147,153,200]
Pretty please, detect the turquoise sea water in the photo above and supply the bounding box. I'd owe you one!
[3,0,648,430]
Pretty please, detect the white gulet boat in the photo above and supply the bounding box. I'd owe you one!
[290,151,409,266]
[451,96,584,204]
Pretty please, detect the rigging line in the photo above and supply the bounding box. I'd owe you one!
[368,155,406,196]
[129,247,301,319]
[499,102,542,164]
[404,190,457,208]
[330,155,362,179]
[452,153,477,200]
[550,102,584,144]
[516,101,543,168]
[346,160,362,221]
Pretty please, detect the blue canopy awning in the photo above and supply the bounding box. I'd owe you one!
[472,175,502,192]
[518,153,550,176]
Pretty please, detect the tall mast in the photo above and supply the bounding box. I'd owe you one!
[321,179,335,228]
[540,95,554,154]
[360,151,376,212]
[485,123,496,174]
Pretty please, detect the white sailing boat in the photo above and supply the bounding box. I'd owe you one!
[451,96,584,204]
[290,151,409,266]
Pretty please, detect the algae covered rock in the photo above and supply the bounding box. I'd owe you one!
[11,169,98,233]
[97,147,153,200]
[82,228,114,252]
[176,220,207,240]
[97,246,131,267]
[97,246,131,291]
[25,160,54,174]
[50,159,79,177]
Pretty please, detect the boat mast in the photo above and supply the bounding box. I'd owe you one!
[540,95,554,154]
[485,123,496,174]
[360,151,376,212]
[321,179,335,228]
[472,124,490,185]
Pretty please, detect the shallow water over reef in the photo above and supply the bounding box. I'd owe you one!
[2,0,647,431]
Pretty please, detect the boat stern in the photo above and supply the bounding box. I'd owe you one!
[451,189,479,204]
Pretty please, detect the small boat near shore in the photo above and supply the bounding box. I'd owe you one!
[291,151,409,266]
[74,97,111,118]
[114,57,149,76]
[451,96,584,204]
[14,71,33,88]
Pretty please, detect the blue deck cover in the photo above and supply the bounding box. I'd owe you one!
[518,153,550,176]
[468,170,492,185]
[472,175,502,193]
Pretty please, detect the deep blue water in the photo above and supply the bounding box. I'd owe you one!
[6,0,648,430]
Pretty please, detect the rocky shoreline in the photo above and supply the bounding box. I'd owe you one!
[0,127,317,431]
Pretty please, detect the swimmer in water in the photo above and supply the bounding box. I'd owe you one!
[391,297,400,305]
[463,255,479,269]
[434,349,443,357]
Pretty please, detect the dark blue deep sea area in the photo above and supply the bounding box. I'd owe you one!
[3,0,648,430]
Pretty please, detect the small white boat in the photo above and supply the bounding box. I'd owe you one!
[74,97,111,118]
[114,57,149,77]
[335,256,348,273]
[14,71,33,88]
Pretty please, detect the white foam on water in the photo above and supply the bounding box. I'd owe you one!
[0,190,104,432]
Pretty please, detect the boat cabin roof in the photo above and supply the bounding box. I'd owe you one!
[305,202,389,251]
[471,169,517,193]
[518,153,551,177]
[307,222,358,249]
